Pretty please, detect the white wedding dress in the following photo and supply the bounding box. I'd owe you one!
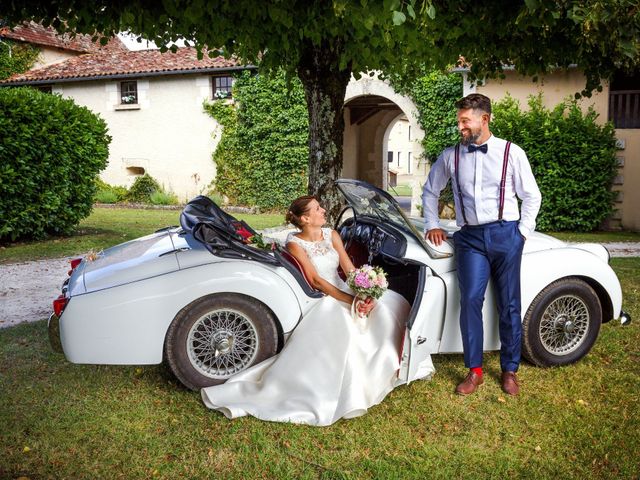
[201,227,416,426]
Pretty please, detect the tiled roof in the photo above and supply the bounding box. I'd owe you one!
[1,48,247,85]
[0,21,127,53]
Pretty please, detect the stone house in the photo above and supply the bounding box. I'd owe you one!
[1,23,251,201]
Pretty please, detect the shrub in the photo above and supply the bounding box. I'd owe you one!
[95,190,119,204]
[492,95,618,231]
[94,178,128,202]
[204,70,309,209]
[127,174,161,203]
[149,190,179,205]
[0,87,110,241]
[398,71,463,163]
[205,190,225,206]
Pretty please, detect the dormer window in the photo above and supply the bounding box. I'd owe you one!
[212,75,234,99]
[120,81,138,104]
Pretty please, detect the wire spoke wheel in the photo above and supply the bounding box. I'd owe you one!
[539,295,590,355]
[522,278,601,367]
[187,308,259,379]
[165,294,279,390]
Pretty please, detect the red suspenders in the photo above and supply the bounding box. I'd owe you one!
[453,141,512,225]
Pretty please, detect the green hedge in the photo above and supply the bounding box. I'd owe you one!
[0,87,110,241]
[204,70,309,209]
[491,95,618,231]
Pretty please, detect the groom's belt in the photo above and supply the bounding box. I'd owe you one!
[461,220,517,230]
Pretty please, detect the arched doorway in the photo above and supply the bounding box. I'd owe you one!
[343,75,425,215]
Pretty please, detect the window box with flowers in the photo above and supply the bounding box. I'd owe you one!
[115,80,141,110]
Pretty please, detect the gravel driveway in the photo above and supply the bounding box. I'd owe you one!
[1,239,638,329]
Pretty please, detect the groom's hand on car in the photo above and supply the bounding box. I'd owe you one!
[426,228,447,247]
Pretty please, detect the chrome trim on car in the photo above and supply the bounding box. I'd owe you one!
[48,313,63,353]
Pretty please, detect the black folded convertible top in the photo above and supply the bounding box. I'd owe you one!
[180,195,279,265]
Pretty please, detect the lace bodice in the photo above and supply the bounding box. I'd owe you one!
[286,228,348,291]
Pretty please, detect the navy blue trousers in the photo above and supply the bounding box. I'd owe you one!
[453,221,525,372]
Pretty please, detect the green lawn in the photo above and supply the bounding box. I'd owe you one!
[547,230,640,243]
[0,207,285,264]
[387,184,412,196]
[1,259,638,479]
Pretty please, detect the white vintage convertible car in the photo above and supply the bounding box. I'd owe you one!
[49,180,631,390]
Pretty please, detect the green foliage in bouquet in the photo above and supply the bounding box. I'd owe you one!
[247,232,274,251]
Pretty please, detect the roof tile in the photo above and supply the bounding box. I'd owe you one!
[0,21,127,53]
[1,48,244,84]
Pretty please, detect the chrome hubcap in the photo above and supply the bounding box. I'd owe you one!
[539,295,590,355]
[187,309,259,379]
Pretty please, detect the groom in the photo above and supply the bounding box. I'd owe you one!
[422,93,541,396]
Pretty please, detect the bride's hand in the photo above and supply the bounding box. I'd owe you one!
[356,297,375,315]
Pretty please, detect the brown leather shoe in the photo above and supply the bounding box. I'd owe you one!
[455,371,484,395]
[501,371,520,396]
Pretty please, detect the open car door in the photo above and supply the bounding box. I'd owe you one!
[335,180,449,384]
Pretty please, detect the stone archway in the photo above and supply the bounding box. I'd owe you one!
[342,74,426,215]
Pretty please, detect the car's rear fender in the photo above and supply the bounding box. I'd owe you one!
[59,261,306,365]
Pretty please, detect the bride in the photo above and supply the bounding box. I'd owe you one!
[201,195,429,425]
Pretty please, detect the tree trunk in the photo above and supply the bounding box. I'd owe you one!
[297,39,351,224]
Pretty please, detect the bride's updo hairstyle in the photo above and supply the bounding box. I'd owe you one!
[286,195,317,229]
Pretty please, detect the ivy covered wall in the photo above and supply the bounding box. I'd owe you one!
[0,40,40,80]
[204,70,309,210]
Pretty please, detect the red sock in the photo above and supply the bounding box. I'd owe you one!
[471,367,483,377]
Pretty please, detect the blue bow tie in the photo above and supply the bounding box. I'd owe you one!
[468,144,488,154]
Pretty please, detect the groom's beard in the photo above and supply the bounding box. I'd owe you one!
[460,127,482,146]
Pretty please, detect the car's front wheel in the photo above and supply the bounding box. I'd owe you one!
[164,293,279,390]
[522,278,602,367]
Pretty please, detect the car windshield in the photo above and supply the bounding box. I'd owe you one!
[336,179,429,250]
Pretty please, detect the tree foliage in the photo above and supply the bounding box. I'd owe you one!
[491,95,618,231]
[0,40,40,80]
[3,0,638,219]
[0,87,110,241]
[204,70,309,209]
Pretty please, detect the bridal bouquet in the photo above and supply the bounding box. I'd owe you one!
[346,264,388,332]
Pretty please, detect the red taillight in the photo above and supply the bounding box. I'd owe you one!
[68,257,82,276]
[53,294,69,317]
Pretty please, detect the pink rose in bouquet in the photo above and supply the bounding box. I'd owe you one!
[347,264,388,300]
[347,264,388,331]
